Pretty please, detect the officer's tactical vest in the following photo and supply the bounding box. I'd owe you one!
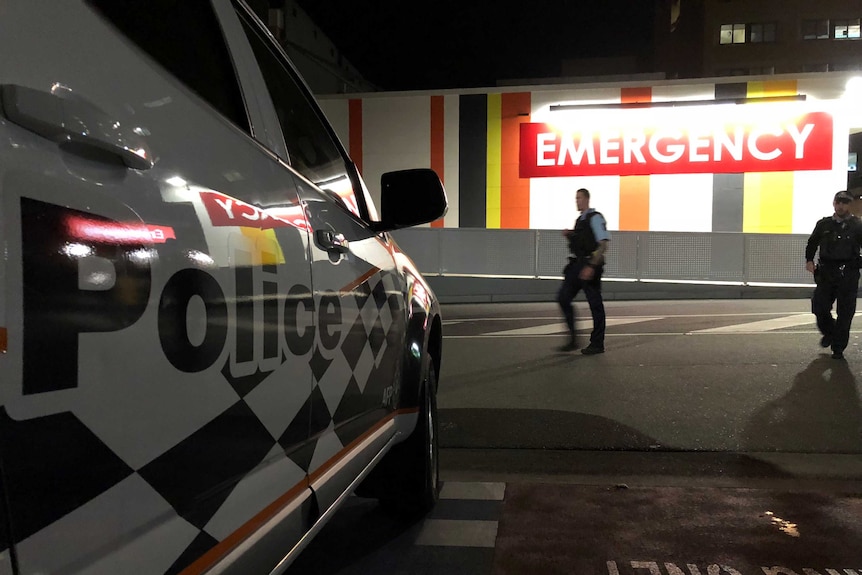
[818,216,859,262]
[568,211,602,259]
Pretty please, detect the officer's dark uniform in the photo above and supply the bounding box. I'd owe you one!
[557,210,606,352]
[805,193,862,359]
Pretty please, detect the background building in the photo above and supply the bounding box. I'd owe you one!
[657,0,862,78]
[246,0,376,94]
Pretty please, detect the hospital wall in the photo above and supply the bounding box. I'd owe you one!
[317,74,857,236]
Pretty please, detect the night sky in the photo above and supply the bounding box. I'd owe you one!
[296,1,656,91]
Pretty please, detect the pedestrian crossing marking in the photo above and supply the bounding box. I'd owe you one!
[440,481,505,501]
[485,317,661,337]
[691,313,814,334]
[414,519,498,548]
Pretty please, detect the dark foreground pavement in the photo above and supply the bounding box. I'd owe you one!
[494,482,862,575]
[289,301,862,574]
[289,449,862,575]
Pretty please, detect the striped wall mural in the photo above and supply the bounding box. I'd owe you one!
[317,77,848,234]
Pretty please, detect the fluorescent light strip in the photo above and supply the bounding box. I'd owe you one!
[549,94,806,112]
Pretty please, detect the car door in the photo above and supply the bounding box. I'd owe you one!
[232,4,410,514]
[0,1,317,573]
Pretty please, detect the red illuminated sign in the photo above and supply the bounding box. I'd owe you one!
[519,111,834,178]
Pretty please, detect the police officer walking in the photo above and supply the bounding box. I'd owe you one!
[557,188,610,354]
[805,190,862,360]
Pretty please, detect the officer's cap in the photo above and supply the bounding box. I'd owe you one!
[834,190,853,203]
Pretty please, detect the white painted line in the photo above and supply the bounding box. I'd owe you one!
[442,312,819,322]
[444,330,830,339]
[440,481,505,501]
[484,317,662,336]
[691,313,814,333]
[414,519,498,548]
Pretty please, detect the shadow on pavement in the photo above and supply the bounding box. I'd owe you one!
[440,407,659,450]
[743,354,862,453]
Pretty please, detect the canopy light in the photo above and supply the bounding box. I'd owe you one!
[550,94,806,112]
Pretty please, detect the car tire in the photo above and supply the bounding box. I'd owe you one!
[357,354,439,517]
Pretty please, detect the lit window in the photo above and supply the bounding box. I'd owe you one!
[720,23,746,44]
[834,19,861,39]
[802,19,829,40]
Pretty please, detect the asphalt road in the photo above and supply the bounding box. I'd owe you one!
[288,299,862,575]
[438,299,862,455]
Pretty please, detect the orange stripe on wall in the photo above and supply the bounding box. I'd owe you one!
[619,176,650,231]
[621,86,652,104]
[430,96,445,228]
[619,87,651,231]
[349,99,363,174]
[500,92,531,229]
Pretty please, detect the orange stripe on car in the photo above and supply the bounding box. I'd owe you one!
[178,478,311,575]
[340,266,380,293]
[178,407,418,575]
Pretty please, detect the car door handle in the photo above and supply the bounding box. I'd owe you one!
[316,229,349,253]
[0,83,153,170]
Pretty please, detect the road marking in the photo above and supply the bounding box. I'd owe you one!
[690,313,813,334]
[444,330,827,339]
[440,481,505,501]
[442,311,815,324]
[484,317,662,336]
[414,519,498,548]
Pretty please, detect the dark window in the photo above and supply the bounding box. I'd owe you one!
[802,63,829,72]
[749,22,776,43]
[235,7,366,219]
[87,0,249,132]
[749,66,775,75]
[802,19,830,40]
[830,61,862,71]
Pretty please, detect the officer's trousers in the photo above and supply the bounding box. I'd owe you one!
[557,260,606,347]
[812,264,860,354]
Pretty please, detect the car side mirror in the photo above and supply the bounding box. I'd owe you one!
[371,168,448,232]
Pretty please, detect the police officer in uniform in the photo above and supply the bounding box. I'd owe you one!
[557,188,609,354]
[805,190,862,360]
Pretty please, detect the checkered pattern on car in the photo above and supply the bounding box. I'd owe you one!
[0,270,405,575]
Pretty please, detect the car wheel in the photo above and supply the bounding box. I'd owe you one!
[358,354,439,517]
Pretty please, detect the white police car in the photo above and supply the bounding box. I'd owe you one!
[0,1,447,573]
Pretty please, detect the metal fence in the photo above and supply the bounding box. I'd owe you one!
[391,228,814,286]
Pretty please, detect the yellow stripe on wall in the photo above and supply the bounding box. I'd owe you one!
[747,80,798,98]
[743,172,794,233]
[742,80,797,233]
[486,93,502,229]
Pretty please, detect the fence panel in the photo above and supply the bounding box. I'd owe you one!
[389,228,814,285]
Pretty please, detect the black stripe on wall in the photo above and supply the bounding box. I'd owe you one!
[712,173,745,232]
[458,94,488,228]
[712,83,747,233]
[714,82,747,100]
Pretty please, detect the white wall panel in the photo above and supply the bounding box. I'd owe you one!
[363,96,431,207]
[530,176,620,230]
[650,83,715,103]
[792,99,853,233]
[792,170,838,235]
[317,99,349,147]
[649,173,714,232]
[443,94,460,227]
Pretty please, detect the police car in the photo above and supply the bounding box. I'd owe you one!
[0,1,446,573]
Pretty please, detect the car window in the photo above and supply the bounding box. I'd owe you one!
[234,7,366,220]
[87,0,250,133]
